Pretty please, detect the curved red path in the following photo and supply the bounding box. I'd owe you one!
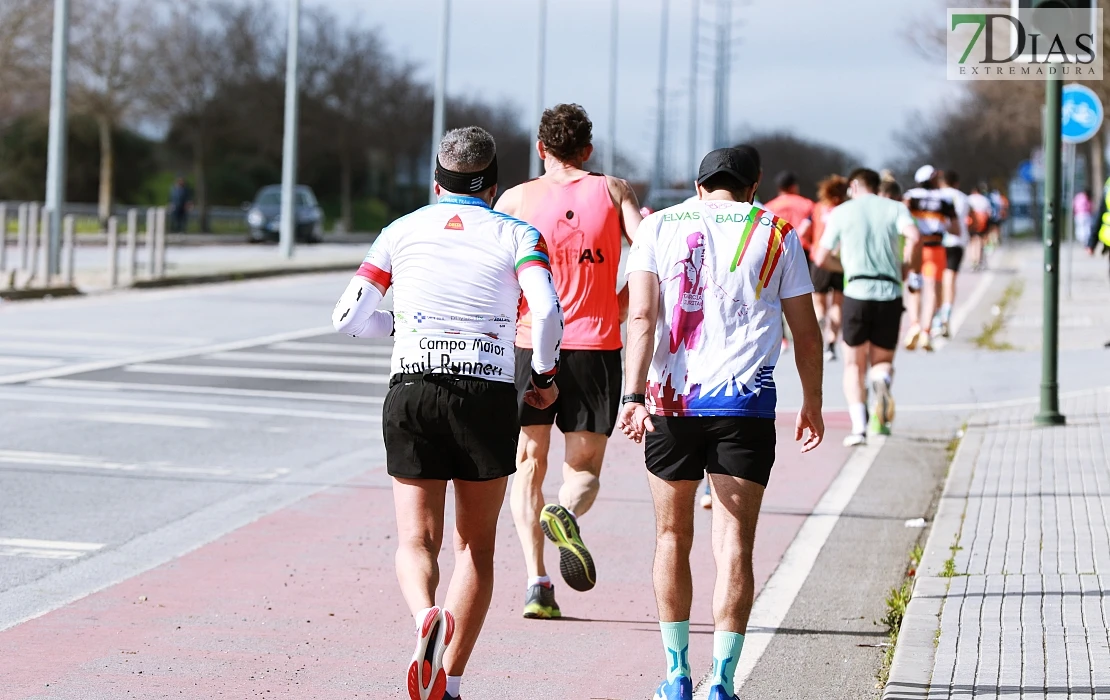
[1,413,851,699]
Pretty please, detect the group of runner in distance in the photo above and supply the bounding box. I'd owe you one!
[330,103,1003,700]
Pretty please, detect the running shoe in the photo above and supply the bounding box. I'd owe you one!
[903,325,921,350]
[653,676,693,700]
[919,332,934,352]
[706,684,740,700]
[700,493,714,509]
[540,504,596,592]
[407,607,454,700]
[843,432,867,447]
[824,344,837,363]
[442,695,460,700]
[522,582,561,619]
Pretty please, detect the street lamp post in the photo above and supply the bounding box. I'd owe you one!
[44,0,70,280]
[530,0,548,179]
[278,0,301,260]
[688,0,700,178]
[605,0,618,176]
[429,0,450,205]
[650,0,670,196]
[1035,73,1065,426]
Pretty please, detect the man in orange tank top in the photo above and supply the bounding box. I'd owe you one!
[495,104,643,619]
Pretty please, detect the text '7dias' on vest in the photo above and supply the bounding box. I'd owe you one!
[445,215,464,231]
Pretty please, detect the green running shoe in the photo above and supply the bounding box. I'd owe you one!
[522,583,561,619]
[539,504,596,592]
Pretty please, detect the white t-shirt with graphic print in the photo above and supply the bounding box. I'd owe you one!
[627,198,813,419]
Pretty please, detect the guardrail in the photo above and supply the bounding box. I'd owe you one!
[0,203,168,292]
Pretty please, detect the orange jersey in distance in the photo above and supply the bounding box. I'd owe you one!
[514,173,623,351]
[764,193,815,251]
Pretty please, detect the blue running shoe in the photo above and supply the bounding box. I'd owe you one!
[706,684,740,700]
[653,677,693,700]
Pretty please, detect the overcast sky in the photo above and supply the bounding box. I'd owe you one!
[296,0,953,175]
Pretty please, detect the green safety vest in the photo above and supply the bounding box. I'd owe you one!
[1100,178,1110,248]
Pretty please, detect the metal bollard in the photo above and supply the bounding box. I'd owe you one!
[16,203,28,270]
[63,215,76,286]
[0,204,7,272]
[126,209,138,282]
[107,216,119,288]
[146,207,156,276]
[26,202,39,277]
[39,207,50,285]
[154,207,167,278]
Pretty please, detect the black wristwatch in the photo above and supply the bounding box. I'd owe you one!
[531,370,556,389]
[621,393,646,406]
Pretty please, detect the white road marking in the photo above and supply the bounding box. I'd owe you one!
[203,351,392,368]
[692,438,886,698]
[0,357,61,368]
[31,378,384,405]
[0,326,333,386]
[269,341,393,355]
[0,340,145,357]
[0,538,105,560]
[124,363,388,384]
[27,411,221,430]
[949,270,994,339]
[0,449,289,480]
[0,328,211,344]
[0,389,380,422]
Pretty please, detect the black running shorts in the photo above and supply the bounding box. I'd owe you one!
[384,374,519,482]
[645,416,777,487]
[945,246,964,272]
[515,348,622,436]
[841,296,904,350]
[809,260,844,294]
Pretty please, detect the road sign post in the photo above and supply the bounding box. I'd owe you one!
[1035,73,1065,427]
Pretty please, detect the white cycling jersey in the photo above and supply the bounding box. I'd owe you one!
[332,194,563,382]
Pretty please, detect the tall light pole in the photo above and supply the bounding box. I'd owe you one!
[530,0,548,179]
[605,0,619,175]
[44,0,70,278]
[712,0,732,148]
[650,0,670,196]
[278,0,301,259]
[429,0,451,204]
[687,0,700,179]
[1036,73,1066,426]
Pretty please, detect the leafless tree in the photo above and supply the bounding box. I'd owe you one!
[69,0,156,223]
[0,0,51,124]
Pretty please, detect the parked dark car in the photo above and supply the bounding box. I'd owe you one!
[244,185,324,243]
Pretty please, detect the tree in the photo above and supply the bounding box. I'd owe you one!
[70,0,157,223]
[734,131,859,202]
[0,0,50,123]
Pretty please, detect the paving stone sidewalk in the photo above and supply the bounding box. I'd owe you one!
[885,390,1110,699]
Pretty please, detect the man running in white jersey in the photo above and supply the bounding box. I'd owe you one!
[903,165,956,352]
[332,127,563,700]
[619,147,825,700]
[936,170,970,338]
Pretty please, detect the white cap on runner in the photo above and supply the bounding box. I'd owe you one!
[914,165,936,184]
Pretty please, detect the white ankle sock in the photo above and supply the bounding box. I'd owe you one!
[446,675,462,697]
[528,575,552,588]
[849,402,868,435]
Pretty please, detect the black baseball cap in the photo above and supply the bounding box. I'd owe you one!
[696,147,761,188]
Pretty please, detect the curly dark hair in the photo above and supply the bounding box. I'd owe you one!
[538,103,593,162]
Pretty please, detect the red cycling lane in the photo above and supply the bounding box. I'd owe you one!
[0,413,852,699]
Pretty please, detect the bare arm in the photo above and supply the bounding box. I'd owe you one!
[609,176,643,244]
[900,222,922,277]
[494,184,524,218]
[617,270,659,443]
[811,244,843,273]
[781,294,825,452]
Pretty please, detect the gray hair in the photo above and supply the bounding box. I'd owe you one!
[438,126,496,173]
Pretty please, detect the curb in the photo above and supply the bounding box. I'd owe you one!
[882,427,983,699]
[0,286,82,301]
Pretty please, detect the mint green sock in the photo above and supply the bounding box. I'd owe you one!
[659,620,691,683]
[711,631,745,695]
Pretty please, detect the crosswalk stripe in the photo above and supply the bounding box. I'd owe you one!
[0,389,381,422]
[0,340,145,357]
[123,363,388,384]
[31,379,385,404]
[0,449,289,480]
[0,538,105,560]
[269,341,393,355]
[0,357,61,368]
[0,329,211,344]
[203,351,392,368]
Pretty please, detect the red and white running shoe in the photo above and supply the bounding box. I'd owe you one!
[407,607,455,700]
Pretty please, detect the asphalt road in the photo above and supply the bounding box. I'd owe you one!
[0,245,1108,698]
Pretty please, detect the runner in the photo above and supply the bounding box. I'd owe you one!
[936,170,970,339]
[880,179,903,201]
[902,165,956,352]
[967,184,992,271]
[808,175,849,362]
[618,146,825,700]
[812,168,921,446]
[494,103,643,619]
[332,126,564,700]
